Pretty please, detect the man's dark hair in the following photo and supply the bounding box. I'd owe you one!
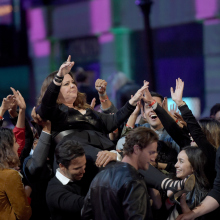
[150,91,164,103]
[55,140,85,168]
[123,127,158,156]
[210,103,220,117]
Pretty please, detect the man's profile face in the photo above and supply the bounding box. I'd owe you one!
[144,96,163,130]
[137,141,158,170]
[61,155,86,181]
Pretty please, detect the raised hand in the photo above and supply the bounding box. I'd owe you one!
[31,107,43,125]
[129,81,149,106]
[1,95,15,112]
[8,96,18,118]
[170,78,184,106]
[142,83,154,105]
[170,103,180,115]
[10,88,26,110]
[95,79,107,95]
[90,98,96,109]
[31,106,51,132]
[161,97,181,123]
[57,55,75,77]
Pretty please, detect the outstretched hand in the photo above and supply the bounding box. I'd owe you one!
[31,106,51,132]
[170,103,180,115]
[57,55,75,77]
[142,81,154,104]
[10,88,26,110]
[90,98,96,109]
[129,81,149,106]
[1,95,15,111]
[95,79,107,95]
[170,78,184,106]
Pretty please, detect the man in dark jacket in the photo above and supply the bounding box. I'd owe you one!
[81,127,158,220]
[46,140,86,220]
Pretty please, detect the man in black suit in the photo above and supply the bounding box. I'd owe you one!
[46,140,86,220]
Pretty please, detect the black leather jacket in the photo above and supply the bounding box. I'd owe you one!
[81,162,153,220]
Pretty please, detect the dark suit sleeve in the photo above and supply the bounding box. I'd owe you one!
[27,131,51,177]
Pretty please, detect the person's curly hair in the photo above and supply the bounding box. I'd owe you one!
[37,71,91,110]
[123,127,158,156]
[0,127,20,169]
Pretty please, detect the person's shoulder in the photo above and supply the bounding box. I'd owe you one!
[48,175,61,186]
[111,162,138,178]
[1,168,19,175]
[1,169,22,181]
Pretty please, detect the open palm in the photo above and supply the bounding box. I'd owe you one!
[170,78,184,106]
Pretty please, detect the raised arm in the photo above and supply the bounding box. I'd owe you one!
[171,78,216,184]
[171,78,216,157]
[142,84,191,149]
[27,108,52,177]
[95,79,117,113]
[10,88,26,157]
[10,88,26,129]
[37,56,75,120]
[95,81,149,133]
[0,95,15,126]
[126,100,141,128]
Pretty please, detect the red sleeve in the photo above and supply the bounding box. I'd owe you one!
[13,126,25,157]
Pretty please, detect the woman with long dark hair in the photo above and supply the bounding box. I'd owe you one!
[167,146,210,220]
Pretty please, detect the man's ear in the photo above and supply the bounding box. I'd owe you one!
[59,163,65,171]
[133,145,140,155]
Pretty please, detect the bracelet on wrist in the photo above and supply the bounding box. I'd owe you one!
[54,77,63,83]
[126,124,134,129]
[0,115,3,120]
[100,96,108,103]
[56,75,64,80]
[149,100,156,107]
[178,101,186,107]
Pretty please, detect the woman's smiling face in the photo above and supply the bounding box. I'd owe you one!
[175,150,193,179]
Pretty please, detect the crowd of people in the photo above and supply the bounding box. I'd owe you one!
[0,56,220,220]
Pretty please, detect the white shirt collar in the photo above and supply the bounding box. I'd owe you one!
[56,168,73,185]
